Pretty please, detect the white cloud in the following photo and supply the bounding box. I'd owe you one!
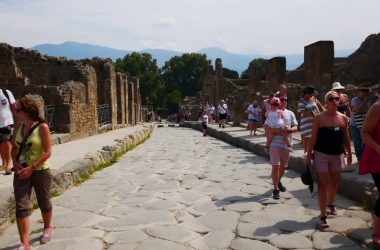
[153,17,176,28]
[0,0,379,55]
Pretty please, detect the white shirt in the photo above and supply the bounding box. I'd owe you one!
[218,103,228,114]
[207,104,215,115]
[0,89,15,127]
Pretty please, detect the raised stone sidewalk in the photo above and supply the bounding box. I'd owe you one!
[0,124,153,232]
[182,122,377,208]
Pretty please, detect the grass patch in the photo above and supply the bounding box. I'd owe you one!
[50,190,61,198]
[31,228,44,234]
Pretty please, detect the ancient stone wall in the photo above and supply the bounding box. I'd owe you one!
[0,43,143,139]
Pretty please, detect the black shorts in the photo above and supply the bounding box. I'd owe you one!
[202,124,207,129]
[0,125,13,143]
[219,113,227,120]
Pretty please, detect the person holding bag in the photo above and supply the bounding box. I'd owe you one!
[12,96,53,250]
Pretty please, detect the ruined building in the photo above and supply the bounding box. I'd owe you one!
[197,33,380,125]
[0,43,143,139]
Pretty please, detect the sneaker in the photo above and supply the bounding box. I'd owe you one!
[40,227,53,244]
[272,189,280,200]
[278,182,286,192]
[16,243,32,250]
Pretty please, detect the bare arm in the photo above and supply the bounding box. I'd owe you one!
[343,115,352,164]
[305,115,320,165]
[361,103,380,155]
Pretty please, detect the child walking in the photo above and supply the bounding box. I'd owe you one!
[264,97,290,148]
[199,110,209,136]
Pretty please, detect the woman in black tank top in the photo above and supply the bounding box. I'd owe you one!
[305,91,352,229]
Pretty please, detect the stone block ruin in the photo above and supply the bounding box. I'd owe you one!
[0,43,144,139]
[186,33,380,125]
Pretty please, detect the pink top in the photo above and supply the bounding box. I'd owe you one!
[359,116,380,175]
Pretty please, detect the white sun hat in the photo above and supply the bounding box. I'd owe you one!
[331,82,345,90]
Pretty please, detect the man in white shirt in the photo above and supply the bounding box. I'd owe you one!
[217,99,228,128]
[205,101,215,123]
[0,89,16,174]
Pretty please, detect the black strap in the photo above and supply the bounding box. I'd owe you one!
[16,122,41,163]
[2,89,10,106]
[219,104,227,112]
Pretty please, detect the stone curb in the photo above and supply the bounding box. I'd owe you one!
[0,125,154,232]
[182,122,376,208]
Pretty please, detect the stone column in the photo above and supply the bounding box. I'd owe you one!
[304,41,334,91]
[215,58,223,101]
[128,78,135,125]
[266,57,286,93]
[116,72,125,126]
[123,74,129,125]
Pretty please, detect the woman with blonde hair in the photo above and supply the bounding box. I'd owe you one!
[305,90,352,228]
[12,96,53,250]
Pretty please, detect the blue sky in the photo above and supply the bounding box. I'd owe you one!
[0,0,379,55]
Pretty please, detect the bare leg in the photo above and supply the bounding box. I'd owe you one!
[0,141,12,171]
[41,211,52,229]
[271,165,280,190]
[317,172,329,217]
[16,217,31,248]
[327,171,341,206]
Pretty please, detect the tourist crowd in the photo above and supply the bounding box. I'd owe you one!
[201,82,380,237]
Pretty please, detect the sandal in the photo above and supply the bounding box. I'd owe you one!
[327,204,338,215]
[319,216,329,229]
[373,234,380,250]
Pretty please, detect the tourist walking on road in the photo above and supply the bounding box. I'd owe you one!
[0,89,16,175]
[261,93,274,124]
[267,96,298,200]
[217,99,228,128]
[199,110,209,136]
[247,100,261,136]
[12,97,53,250]
[205,101,215,123]
[305,90,352,229]
[350,83,372,161]
[264,97,290,148]
[331,82,351,118]
[298,86,324,155]
[359,87,380,248]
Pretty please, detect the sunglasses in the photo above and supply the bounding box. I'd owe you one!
[280,98,288,102]
[327,96,340,102]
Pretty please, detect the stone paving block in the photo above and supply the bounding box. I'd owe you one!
[312,231,358,249]
[174,210,195,223]
[222,201,263,212]
[237,222,281,240]
[231,238,279,250]
[37,237,104,250]
[348,228,373,246]
[189,230,235,250]
[53,211,110,228]
[96,210,176,230]
[186,201,222,217]
[104,230,148,244]
[262,203,307,215]
[142,199,186,211]
[108,244,139,250]
[269,232,313,249]
[146,226,200,243]
[136,238,192,250]
[182,211,240,233]
[213,190,250,202]
[325,216,368,233]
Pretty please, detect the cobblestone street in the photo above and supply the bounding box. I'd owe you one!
[0,127,372,249]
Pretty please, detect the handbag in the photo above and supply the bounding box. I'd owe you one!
[301,163,314,193]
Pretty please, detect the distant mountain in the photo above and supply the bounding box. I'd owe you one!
[31,41,354,73]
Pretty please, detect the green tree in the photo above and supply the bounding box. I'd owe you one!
[166,89,182,114]
[222,68,239,79]
[161,53,211,97]
[115,52,161,105]
[241,58,268,79]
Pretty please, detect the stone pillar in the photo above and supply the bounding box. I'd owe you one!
[128,78,135,125]
[304,41,334,91]
[131,77,140,124]
[123,74,129,125]
[215,58,223,101]
[266,57,286,93]
[201,65,216,106]
[116,72,125,125]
